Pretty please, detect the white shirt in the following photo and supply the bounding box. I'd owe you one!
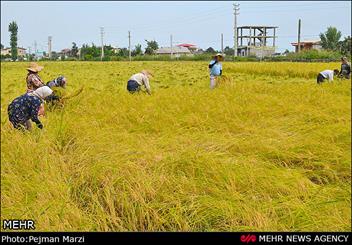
[320,70,334,81]
[129,73,151,93]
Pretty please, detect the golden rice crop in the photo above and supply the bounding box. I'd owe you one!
[1,61,350,231]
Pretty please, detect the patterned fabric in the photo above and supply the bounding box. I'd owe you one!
[8,94,43,130]
[26,72,45,92]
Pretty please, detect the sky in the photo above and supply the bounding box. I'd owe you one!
[1,1,351,53]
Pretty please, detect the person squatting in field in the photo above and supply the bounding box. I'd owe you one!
[317,69,339,84]
[339,57,351,79]
[127,70,153,95]
[8,86,53,131]
[209,53,223,89]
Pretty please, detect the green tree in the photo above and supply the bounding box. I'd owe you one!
[224,46,234,56]
[145,40,158,55]
[51,51,59,60]
[118,48,129,57]
[320,26,342,51]
[132,44,143,56]
[205,47,216,53]
[8,21,18,61]
[338,36,351,56]
[71,42,79,58]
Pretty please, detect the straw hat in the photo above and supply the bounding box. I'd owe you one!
[214,53,224,61]
[26,62,44,72]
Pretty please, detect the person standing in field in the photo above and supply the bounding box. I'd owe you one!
[209,53,223,89]
[127,70,152,95]
[317,69,339,84]
[339,57,351,79]
[8,86,53,131]
[26,62,45,92]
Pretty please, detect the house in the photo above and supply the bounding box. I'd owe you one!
[1,47,26,57]
[1,48,10,56]
[291,40,322,52]
[61,48,71,56]
[57,48,71,59]
[18,47,27,56]
[176,43,198,53]
[155,46,192,57]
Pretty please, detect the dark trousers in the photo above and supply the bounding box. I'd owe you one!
[127,80,141,93]
[317,73,325,84]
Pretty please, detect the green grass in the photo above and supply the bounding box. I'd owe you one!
[1,61,351,231]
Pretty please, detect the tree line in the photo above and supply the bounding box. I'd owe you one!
[2,21,351,61]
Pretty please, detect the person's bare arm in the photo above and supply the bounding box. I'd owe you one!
[143,76,151,95]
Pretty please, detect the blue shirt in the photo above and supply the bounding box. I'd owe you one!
[209,60,222,76]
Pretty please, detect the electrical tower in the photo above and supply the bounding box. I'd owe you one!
[233,3,240,59]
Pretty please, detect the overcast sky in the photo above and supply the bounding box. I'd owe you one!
[1,1,351,53]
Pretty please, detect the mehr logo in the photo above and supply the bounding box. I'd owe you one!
[241,234,257,243]
[2,219,35,230]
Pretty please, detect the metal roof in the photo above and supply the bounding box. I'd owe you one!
[156,46,191,54]
[177,43,196,47]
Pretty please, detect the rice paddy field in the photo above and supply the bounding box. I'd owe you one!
[1,61,351,231]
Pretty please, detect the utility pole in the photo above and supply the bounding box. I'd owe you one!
[128,31,131,62]
[100,27,104,61]
[233,2,240,59]
[27,46,31,61]
[297,19,301,53]
[34,41,37,60]
[48,36,52,59]
[221,33,224,55]
[170,34,173,59]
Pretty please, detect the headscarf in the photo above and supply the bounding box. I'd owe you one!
[29,86,53,101]
[47,76,67,88]
[141,70,153,78]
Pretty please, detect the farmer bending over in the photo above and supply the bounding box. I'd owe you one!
[26,62,45,92]
[317,69,339,84]
[339,57,351,79]
[209,53,223,89]
[127,70,152,95]
[8,86,53,131]
[45,75,67,103]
